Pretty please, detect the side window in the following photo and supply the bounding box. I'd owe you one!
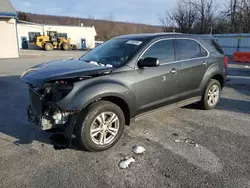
[175,39,207,61]
[141,40,175,63]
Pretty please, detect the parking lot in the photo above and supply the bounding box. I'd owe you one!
[0,52,250,188]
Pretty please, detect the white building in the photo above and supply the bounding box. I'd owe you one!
[0,0,97,59]
[0,0,19,58]
[17,21,97,50]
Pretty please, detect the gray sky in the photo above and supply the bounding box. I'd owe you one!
[10,0,176,25]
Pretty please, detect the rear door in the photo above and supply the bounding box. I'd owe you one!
[175,39,209,95]
[135,39,181,111]
[203,38,227,74]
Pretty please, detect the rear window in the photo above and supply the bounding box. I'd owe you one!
[205,39,224,54]
[175,39,208,61]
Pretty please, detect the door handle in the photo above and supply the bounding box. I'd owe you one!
[170,68,178,74]
[202,61,208,66]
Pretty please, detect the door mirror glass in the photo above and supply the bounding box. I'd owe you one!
[138,57,160,68]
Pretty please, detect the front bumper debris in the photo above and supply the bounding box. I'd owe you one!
[27,104,79,149]
[27,105,54,130]
[27,86,80,149]
[27,104,73,130]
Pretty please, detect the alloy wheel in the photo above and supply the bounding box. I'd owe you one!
[90,112,119,145]
[207,85,220,106]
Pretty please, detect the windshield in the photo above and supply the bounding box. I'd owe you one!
[79,38,144,67]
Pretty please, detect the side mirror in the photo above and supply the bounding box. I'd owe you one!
[138,57,160,68]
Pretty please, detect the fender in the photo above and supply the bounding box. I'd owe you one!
[199,62,225,90]
[56,79,136,116]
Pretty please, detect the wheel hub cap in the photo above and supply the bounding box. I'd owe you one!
[207,85,219,106]
[90,112,119,145]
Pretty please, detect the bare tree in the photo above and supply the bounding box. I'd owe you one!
[159,0,197,33]
[221,0,250,33]
[99,13,117,40]
[239,0,250,32]
[173,1,197,33]
[236,0,250,32]
[230,0,238,31]
[162,0,219,34]
[190,0,219,34]
[159,0,198,33]
[159,10,175,32]
[87,15,96,27]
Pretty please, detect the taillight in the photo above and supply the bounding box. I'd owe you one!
[224,56,229,68]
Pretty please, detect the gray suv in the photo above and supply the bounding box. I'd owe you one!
[21,33,228,151]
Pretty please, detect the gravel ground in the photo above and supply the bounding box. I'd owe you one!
[0,55,249,188]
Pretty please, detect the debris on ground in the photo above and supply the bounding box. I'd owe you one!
[172,133,179,137]
[119,157,135,169]
[174,138,198,147]
[245,65,249,68]
[163,172,171,178]
[132,146,146,154]
[142,130,149,135]
[174,139,182,143]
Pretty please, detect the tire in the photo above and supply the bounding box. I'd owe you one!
[72,45,77,50]
[60,43,64,50]
[199,79,221,110]
[44,43,53,51]
[75,101,125,151]
[62,43,71,51]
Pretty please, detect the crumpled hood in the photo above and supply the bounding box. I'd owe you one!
[20,58,114,85]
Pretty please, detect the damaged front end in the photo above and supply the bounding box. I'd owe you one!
[27,79,79,130]
[21,58,114,148]
[26,78,83,148]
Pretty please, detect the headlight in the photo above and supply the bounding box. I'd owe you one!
[42,82,74,103]
[53,112,69,124]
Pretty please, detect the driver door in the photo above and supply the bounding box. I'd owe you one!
[135,39,181,113]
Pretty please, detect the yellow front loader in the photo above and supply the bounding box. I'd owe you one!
[34,32,76,51]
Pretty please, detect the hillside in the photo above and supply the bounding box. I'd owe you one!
[18,12,164,41]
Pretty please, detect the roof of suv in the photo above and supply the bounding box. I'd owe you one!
[115,33,214,41]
